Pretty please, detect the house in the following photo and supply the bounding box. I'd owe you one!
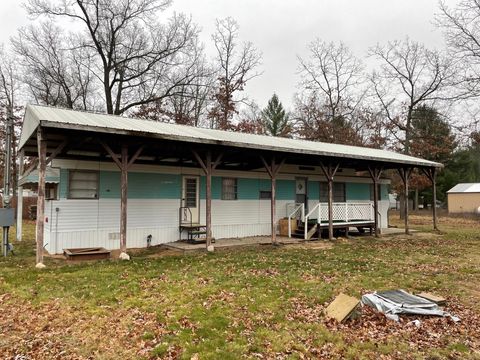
[446,183,480,214]
[18,105,442,266]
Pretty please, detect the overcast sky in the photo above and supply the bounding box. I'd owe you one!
[0,0,451,109]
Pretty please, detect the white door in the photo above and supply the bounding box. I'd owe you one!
[182,176,200,224]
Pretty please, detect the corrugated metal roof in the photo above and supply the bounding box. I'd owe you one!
[20,104,442,168]
[447,183,480,193]
[18,167,60,186]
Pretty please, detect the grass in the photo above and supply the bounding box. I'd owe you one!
[0,214,480,359]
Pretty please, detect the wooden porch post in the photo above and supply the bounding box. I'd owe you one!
[261,156,285,245]
[368,166,383,237]
[398,167,412,235]
[35,128,46,267]
[101,141,144,259]
[193,150,222,252]
[320,162,340,241]
[421,167,439,231]
[120,145,128,255]
[16,149,24,242]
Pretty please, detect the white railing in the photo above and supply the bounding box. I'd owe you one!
[287,202,375,239]
[287,203,304,238]
[286,202,376,238]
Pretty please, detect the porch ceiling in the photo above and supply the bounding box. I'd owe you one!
[20,104,442,171]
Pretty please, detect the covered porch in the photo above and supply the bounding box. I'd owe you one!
[18,105,442,266]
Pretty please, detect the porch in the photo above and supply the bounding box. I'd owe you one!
[285,201,376,240]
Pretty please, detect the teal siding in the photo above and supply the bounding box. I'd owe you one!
[100,171,120,198]
[238,178,260,200]
[276,180,295,200]
[60,168,389,201]
[199,176,221,200]
[99,171,181,199]
[129,173,181,199]
[59,169,69,199]
[258,179,270,191]
[346,183,370,201]
[380,184,389,200]
[308,181,319,200]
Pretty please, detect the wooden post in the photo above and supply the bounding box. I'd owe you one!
[120,145,128,254]
[320,162,340,241]
[368,166,383,237]
[421,167,439,231]
[100,141,144,258]
[398,168,412,235]
[16,149,24,242]
[193,150,222,251]
[36,128,46,267]
[261,156,285,245]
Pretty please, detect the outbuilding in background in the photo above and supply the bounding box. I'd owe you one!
[446,183,480,214]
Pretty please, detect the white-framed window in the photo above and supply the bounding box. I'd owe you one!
[221,178,237,200]
[68,170,99,199]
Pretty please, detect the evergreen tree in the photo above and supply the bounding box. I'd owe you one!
[261,94,290,137]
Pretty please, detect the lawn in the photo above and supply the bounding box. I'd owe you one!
[1,213,480,359]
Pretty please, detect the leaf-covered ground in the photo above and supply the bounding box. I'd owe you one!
[1,213,480,359]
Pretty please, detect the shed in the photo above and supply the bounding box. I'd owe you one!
[447,183,480,214]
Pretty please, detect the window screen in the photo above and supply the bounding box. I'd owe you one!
[68,171,99,199]
[222,178,237,200]
[320,182,346,202]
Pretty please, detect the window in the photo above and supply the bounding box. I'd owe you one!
[259,190,272,199]
[222,178,237,200]
[370,184,382,201]
[68,170,99,199]
[320,182,346,202]
[184,178,198,207]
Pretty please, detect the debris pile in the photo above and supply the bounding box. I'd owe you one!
[323,290,480,352]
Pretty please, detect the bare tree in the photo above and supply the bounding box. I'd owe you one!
[0,46,23,197]
[132,53,215,126]
[298,39,366,124]
[12,21,95,110]
[209,17,262,130]
[26,0,203,115]
[437,0,480,97]
[369,38,457,154]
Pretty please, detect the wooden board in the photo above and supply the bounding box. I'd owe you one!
[416,292,446,306]
[64,247,111,261]
[325,293,360,322]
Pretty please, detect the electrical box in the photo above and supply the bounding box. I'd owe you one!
[0,208,15,227]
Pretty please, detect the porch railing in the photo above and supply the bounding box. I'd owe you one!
[286,203,304,238]
[288,202,376,239]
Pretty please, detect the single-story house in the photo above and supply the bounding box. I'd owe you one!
[17,105,442,266]
[447,183,480,214]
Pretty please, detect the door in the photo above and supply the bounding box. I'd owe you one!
[182,176,200,224]
[295,177,308,212]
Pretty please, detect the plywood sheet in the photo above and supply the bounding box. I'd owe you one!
[325,293,360,322]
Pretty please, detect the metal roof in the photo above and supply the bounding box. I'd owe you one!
[447,183,480,193]
[20,104,442,168]
[18,167,60,186]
